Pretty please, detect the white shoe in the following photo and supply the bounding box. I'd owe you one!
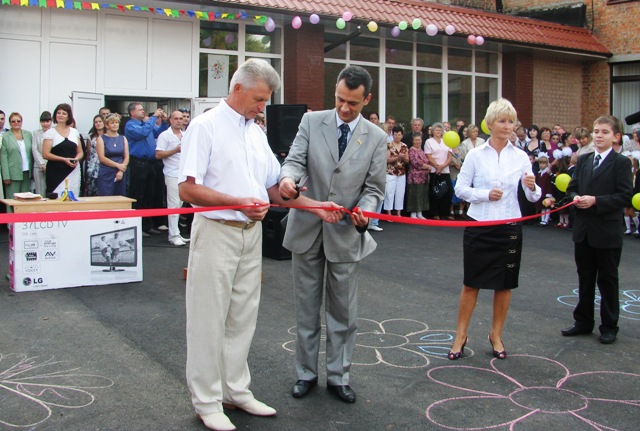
[368,225,383,232]
[417,214,426,219]
[157,225,169,231]
[224,398,276,417]
[179,236,191,243]
[624,229,632,235]
[169,236,186,246]
[198,412,236,431]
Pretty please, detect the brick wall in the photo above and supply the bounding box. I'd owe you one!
[502,53,534,126]
[531,56,583,130]
[283,25,325,110]
[588,0,639,55]
[582,61,610,127]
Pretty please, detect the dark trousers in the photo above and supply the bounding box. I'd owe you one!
[128,157,156,232]
[429,173,453,219]
[573,239,622,335]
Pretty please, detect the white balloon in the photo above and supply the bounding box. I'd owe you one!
[445,24,455,35]
[476,36,485,46]
[426,24,438,36]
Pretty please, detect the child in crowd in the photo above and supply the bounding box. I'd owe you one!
[535,153,554,226]
[624,151,640,236]
[552,148,572,228]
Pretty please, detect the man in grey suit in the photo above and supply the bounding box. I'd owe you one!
[279,66,387,403]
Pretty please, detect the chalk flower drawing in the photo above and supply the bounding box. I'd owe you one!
[283,318,468,368]
[0,353,114,428]
[558,288,640,320]
[426,354,640,430]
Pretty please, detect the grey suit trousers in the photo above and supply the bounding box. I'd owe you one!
[293,231,360,386]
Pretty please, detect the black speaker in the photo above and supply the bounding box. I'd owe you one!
[262,207,291,260]
[625,110,640,126]
[266,104,307,154]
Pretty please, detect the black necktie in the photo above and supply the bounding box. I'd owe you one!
[593,154,601,171]
[338,123,350,160]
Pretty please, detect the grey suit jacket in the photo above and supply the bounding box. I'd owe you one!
[279,109,387,262]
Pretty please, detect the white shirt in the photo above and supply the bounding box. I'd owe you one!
[594,146,613,163]
[43,127,80,147]
[17,139,29,171]
[179,99,281,222]
[455,140,541,221]
[156,128,182,177]
[336,113,360,143]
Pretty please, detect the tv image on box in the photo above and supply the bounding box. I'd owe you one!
[266,104,307,154]
[90,227,138,272]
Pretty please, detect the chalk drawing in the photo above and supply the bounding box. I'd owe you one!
[425,354,640,430]
[282,318,473,368]
[0,353,114,428]
[558,289,640,320]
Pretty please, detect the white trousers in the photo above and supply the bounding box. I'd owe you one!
[383,174,406,211]
[164,176,182,238]
[185,215,262,415]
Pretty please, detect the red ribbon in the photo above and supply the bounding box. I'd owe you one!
[0,201,575,227]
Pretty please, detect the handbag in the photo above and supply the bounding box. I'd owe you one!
[431,175,449,198]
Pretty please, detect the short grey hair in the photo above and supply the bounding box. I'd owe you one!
[229,58,281,93]
[411,118,424,127]
[431,122,444,131]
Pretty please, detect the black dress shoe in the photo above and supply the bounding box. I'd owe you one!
[599,333,617,344]
[561,325,593,336]
[327,384,356,403]
[292,378,317,398]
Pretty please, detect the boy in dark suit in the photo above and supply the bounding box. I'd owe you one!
[561,116,633,344]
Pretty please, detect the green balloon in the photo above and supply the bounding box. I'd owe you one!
[336,18,346,29]
[412,18,422,30]
[398,21,407,31]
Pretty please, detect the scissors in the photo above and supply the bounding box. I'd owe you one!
[283,175,308,201]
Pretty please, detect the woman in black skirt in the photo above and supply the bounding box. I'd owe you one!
[449,98,541,360]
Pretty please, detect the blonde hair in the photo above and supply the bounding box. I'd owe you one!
[104,113,120,125]
[484,98,517,126]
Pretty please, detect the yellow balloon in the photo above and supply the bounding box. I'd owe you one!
[481,119,490,135]
[554,173,571,193]
[367,21,378,32]
[632,193,640,210]
[443,130,461,148]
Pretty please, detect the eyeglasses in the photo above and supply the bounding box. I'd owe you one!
[10,119,22,123]
[178,108,190,113]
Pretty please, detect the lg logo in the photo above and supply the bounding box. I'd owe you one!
[22,277,44,286]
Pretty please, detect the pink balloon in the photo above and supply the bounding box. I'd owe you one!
[476,36,485,46]
[265,17,275,33]
[391,26,400,37]
[467,35,476,45]
[309,14,320,25]
[445,24,455,35]
[426,24,438,36]
[292,16,302,29]
[342,11,352,22]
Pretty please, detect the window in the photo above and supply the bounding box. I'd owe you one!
[611,62,640,133]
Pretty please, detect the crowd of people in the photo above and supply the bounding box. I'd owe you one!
[363,110,640,236]
[0,105,193,245]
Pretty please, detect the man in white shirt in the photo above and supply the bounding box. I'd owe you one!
[156,111,189,246]
[178,59,283,431]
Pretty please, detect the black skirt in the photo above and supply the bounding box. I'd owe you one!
[463,223,522,290]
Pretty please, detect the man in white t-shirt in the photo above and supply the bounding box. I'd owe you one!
[156,111,189,246]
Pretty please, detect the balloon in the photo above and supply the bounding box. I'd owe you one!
[391,26,400,37]
[398,21,408,31]
[342,11,352,22]
[467,35,476,45]
[224,33,235,44]
[445,24,455,35]
[265,17,275,33]
[481,119,490,135]
[309,13,320,25]
[367,21,378,32]
[476,36,485,46]
[412,18,422,30]
[632,193,640,210]
[336,18,346,30]
[292,16,302,29]
[426,24,438,36]
[555,173,572,193]
[443,131,461,148]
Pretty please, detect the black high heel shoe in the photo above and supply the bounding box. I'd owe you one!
[488,334,507,359]
[448,337,468,360]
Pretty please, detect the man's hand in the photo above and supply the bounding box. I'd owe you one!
[279,177,299,200]
[238,197,270,221]
[349,206,369,228]
[310,201,344,224]
[573,195,596,209]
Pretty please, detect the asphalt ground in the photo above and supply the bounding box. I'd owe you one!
[1,218,639,431]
